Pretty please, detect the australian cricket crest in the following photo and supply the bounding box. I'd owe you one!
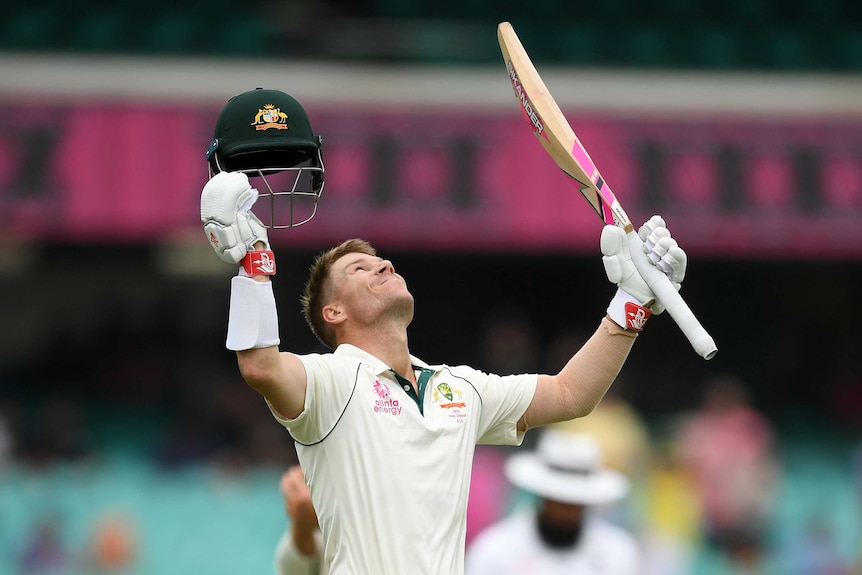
[432,382,467,424]
[251,104,288,131]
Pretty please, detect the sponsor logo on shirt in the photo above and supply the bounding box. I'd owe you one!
[373,378,390,399]
[372,378,402,415]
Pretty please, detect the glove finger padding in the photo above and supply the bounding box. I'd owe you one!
[651,237,686,286]
[638,214,687,288]
[201,171,270,265]
[201,172,256,224]
[637,215,667,245]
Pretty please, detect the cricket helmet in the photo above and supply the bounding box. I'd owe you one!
[206,88,324,228]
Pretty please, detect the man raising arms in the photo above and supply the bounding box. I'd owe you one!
[200,88,687,575]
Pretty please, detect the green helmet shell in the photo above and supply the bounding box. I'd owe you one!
[206,88,322,173]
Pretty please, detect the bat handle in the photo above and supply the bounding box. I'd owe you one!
[627,231,718,360]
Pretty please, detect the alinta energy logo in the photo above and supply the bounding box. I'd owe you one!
[372,378,402,416]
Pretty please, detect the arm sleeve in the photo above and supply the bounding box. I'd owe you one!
[469,369,537,446]
[266,353,355,445]
[273,529,323,575]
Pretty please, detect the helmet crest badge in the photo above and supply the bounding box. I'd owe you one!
[252,104,288,131]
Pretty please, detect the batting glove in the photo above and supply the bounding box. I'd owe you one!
[201,171,270,265]
[602,215,687,331]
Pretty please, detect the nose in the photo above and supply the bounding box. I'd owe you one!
[377,259,395,274]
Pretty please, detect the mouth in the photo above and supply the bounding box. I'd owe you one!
[378,275,404,287]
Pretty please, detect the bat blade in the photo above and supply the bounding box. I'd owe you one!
[498,22,624,228]
[497,21,717,360]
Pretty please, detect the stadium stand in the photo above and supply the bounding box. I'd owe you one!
[0,0,860,71]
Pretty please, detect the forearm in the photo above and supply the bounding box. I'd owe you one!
[556,317,636,417]
[525,317,636,429]
[291,522,319,557]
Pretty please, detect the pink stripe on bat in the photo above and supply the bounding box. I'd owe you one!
[571,141,617,225]
[570,141,599,183]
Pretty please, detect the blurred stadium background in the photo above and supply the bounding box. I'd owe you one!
[1,1,861,574]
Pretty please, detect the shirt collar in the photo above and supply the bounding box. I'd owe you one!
[334,343,433,375]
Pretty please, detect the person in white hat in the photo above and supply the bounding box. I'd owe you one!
[465,430,640,575]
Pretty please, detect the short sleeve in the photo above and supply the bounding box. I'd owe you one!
[455,366,536,446]
[267,353,358,445]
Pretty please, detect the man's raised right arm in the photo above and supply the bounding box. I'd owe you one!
[201,171,308,419]
[236,326,308,419]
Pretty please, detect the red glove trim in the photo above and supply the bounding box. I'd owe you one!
[241,250,276,276]
[624,302,651,332]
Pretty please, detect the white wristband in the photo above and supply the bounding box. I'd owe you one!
[226,276,280,351]
[607,287,652,332]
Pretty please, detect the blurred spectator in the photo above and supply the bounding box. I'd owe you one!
[780,514,854,575]
[674,374,779,571]
[639,438,703,575]
[274,465,325,575]
[465,430,639,574]
[86,510,138,574]
[18,513,70,574]
[695,528,780,575]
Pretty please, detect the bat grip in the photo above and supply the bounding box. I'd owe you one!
[627,231,718,360]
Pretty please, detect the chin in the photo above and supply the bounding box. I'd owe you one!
[391,293,415,321]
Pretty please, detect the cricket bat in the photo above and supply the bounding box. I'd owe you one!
[498,21,717,360]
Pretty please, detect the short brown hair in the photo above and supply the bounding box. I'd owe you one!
[301,238,377,349]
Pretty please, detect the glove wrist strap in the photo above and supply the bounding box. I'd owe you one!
[607,288,652,332]
[226,276,280,351]
[240,249,276,277]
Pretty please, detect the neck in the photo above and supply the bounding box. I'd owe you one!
[343,321,414,380]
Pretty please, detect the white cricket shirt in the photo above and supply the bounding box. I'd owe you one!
[268,344,537,575]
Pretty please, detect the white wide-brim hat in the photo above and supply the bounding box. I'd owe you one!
[505,430,629,506]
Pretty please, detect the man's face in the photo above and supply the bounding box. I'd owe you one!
[541,499,585,528]
[328,252,414,327]
[536,499,586,549]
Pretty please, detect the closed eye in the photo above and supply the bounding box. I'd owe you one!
[345,255,382,274]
